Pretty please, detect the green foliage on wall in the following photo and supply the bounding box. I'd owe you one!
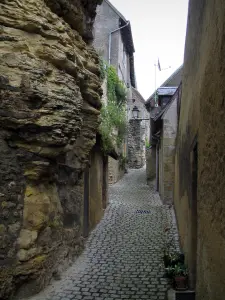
[100,101,127,152]
[99,64,127,153]
[107,65,127,106]
[145,139,151,148]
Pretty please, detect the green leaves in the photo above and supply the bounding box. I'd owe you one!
[107,65,127,106]
[100,101,127,153]
[99,64,127,153]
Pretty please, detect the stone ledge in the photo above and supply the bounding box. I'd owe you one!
[167,289,195,300]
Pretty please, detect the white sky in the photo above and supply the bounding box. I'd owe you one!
[110,0,189,100]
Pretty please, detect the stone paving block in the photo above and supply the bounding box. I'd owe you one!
[26,168,179,300]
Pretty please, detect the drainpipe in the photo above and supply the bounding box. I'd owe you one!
[108,21,130,65]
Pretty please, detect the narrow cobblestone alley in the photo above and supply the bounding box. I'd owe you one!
[27,168,179,300]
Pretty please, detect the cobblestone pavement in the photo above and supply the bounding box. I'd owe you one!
[28,168,179,300]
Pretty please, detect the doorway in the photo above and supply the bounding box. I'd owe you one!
[102,155,108,209]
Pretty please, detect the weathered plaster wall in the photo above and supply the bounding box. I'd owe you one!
[0,0,102,298]
[89,145,104,230]
[159,99,177,204]
[93,0,119,66]
[146,147,156,182]
[174,0,225,298]
[108,157,124,184]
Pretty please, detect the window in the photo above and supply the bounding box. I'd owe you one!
[161,96,171,107]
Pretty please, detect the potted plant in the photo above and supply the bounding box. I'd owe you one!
[163,250,185,268]
[165,266,175,285]
[173,263,188,291]
[170,252,185,266]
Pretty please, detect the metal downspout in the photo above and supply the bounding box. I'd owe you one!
[108,21,130,65]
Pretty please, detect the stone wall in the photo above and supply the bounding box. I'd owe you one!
[127,88,149,169]
[174,0,225,298]
[128,120,144,168]
[127,88,149,122]
[0,0,102,298]
[108,157,125,184]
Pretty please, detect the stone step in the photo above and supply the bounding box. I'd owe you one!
[167,288,195,300]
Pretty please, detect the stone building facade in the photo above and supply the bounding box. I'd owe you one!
[93,0,137,183]
[174,0,225,298]
[0,1,103,299]
[127,88,149,169]
[145,67,182,185]
[93,0,136,88]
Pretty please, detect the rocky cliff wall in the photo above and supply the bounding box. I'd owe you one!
[0,0,102,298]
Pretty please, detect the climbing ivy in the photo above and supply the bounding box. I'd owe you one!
[107,65,127,106]
[100,101,127,152]
[99,64,127,153]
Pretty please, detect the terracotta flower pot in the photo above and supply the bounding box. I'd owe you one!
[174,276,188,290]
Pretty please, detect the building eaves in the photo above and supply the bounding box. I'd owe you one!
[146,65,183,103]
[157,87,177,96]
[152,87,178,121]
[162,82,182,118]
[146,87,177,114]
[120,19,135,54]
[129,54,136,88]
[104,0,126,21]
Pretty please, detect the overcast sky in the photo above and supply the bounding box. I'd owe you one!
[110,0,189,100]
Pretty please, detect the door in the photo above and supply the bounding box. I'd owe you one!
[102,155,108,209]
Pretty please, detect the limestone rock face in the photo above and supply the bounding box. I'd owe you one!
[0,0,102,298]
